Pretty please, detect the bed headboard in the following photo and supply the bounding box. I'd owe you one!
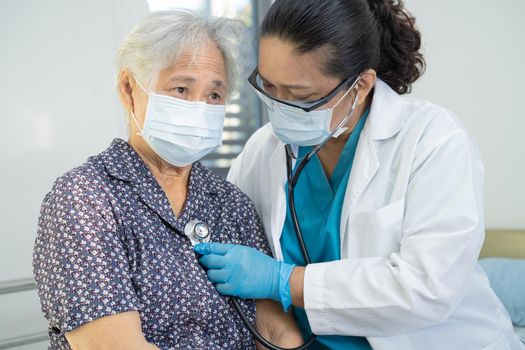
[480,230,525,259]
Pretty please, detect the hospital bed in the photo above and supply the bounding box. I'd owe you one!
[480,230,525,344]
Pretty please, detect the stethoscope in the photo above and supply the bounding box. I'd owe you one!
[185,88,361,350]
[185,216,316,350]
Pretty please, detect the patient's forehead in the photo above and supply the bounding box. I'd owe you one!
[156,43,227,88]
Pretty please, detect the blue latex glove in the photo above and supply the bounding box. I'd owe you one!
[194,242,295,311]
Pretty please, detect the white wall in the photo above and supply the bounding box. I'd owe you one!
[0,0,148,282]
[0,0,149,346]
[404,0,525,229]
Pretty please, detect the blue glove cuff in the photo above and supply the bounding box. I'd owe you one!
[278,262,295,312]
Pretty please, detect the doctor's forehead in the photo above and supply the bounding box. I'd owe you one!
[258,36,334,88]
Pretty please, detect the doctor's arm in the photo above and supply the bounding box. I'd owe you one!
[205,129,486,337]
[300,130,485,336]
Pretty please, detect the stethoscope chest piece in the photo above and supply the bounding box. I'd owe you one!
[184,219,211,246]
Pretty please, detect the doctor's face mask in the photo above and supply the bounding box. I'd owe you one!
[250,69,361,147]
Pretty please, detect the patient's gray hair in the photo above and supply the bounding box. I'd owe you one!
[116,11,244,95]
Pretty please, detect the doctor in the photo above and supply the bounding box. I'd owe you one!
[196,0,523,349]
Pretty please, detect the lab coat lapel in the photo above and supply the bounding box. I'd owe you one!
[340,127,379,256]
[340,80,405,257]
[268,143,288,261]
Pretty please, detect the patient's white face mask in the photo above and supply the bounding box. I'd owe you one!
[130,75,226,167]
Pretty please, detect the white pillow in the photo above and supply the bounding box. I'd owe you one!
[514,326,525,344]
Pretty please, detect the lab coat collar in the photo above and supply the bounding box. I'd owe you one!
[366,79,406,141]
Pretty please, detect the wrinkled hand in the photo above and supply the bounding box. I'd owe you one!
[194,243,295,311]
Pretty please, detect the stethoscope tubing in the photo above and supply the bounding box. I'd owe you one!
[229,145,319,350]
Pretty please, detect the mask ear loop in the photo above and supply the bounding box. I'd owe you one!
[129,111,144,135]
[131,72,149,95]
[128,72,149,135]
[330,90,360,139]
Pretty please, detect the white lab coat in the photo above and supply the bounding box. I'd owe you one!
[227,80,523,350]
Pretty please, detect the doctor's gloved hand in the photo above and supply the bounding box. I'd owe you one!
[194,243,295,311]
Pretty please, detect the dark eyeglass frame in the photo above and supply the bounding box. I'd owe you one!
[248,67,357,112]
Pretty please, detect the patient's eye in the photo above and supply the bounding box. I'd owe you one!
[207,92,224,105]
[173,87,188,97]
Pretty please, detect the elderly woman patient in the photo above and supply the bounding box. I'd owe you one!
[32,11,302,350]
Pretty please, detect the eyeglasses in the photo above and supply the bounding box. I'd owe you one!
[248,67,358,112]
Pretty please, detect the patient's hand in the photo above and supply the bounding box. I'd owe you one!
[255,299,303,349]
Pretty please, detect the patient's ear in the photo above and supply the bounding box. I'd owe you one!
[118,70,135,115]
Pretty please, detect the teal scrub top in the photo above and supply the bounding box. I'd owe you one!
[280,110,372,350]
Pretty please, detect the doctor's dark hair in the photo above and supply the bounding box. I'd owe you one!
[260,0,425,94]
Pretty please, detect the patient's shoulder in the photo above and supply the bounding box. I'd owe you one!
[193,162,254,209]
